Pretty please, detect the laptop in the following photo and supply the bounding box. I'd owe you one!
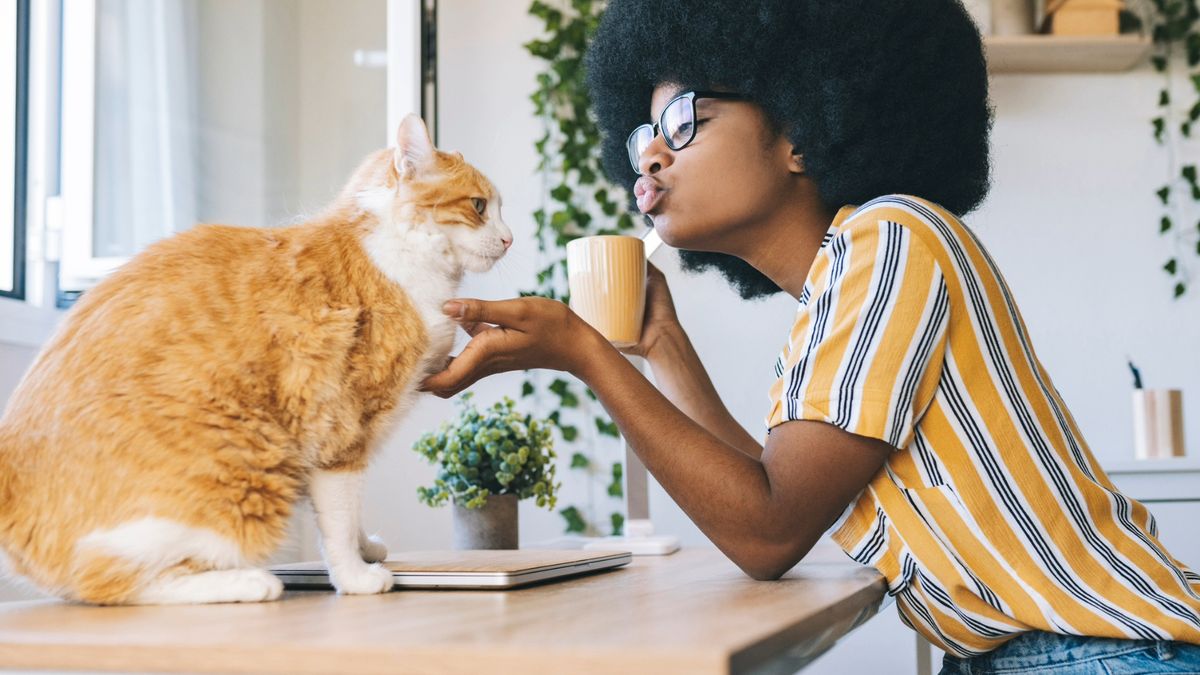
[270,549,632,590]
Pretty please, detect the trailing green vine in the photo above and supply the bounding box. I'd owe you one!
[522,0,635,536]
[1150,0,1200,298]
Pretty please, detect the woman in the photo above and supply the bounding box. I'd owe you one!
[422,0,1200,672]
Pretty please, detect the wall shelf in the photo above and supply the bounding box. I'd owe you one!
[984,34,1153,73]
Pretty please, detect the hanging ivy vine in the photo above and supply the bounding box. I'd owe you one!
[522,0,635,536]
[1150,0,1200,298]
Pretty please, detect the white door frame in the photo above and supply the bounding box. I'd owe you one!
[387,0,422,145]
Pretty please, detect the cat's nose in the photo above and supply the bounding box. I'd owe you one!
[501,237,512,250]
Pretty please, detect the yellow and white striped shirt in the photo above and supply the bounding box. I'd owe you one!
[766,195,1200,656]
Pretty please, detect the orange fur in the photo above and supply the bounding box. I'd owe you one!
[0,117,508,604]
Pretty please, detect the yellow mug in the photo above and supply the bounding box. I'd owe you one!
[566,235,646,348]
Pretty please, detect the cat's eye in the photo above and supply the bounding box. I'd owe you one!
[471,198,487,216]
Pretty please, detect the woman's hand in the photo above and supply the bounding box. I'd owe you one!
[619,263,682,360]
[420,296,602,398]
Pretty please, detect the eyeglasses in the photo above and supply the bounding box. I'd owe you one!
[626,90,745,175]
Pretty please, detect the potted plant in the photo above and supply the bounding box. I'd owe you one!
[413,394,560,549]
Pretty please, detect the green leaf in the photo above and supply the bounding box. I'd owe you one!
[1154,55,1169,72]
[1174,282,1187,298]
[1158,186,1171,205]
[561,425,579,442]
[1161,89,1171,106]
[560,506,587,534]
[1154,117,1166,143]
[585,387,598,401]
[548,378,580,408]
[570,452,590,469]
[1183,165,1197,184]
[1165,258,1179,275]
[595,417,620,438]
[1162,216,1173,233]
[610,512,625,537]
[607,462,624,498]
[521,380,534,397]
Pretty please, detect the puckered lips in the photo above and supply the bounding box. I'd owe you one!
[634,175,665,215]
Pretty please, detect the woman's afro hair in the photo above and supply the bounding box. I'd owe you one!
[585,0,993,299]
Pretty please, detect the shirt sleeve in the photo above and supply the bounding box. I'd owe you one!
[767,218,950,450]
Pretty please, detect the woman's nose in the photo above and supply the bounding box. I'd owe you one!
[637,134,674,176]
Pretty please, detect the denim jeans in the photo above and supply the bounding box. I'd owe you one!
[939,631,1200,674]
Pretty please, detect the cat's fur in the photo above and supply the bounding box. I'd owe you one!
[0,115,511,604]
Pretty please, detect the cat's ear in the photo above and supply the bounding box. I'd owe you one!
[394,114,434,180]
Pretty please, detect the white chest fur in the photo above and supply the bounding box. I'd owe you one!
[358,205,462,386]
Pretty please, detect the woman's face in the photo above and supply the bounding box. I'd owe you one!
[634,83,799,254]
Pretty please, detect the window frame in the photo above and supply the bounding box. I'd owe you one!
[0,0,64,347]
[0,0,29,301]
[59,0,125,293]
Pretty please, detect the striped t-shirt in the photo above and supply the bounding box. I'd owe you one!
[765,195,1200,656]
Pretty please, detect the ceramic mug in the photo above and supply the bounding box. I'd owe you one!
[566,235,646,348]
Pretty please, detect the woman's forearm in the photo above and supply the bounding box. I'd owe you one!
[643,324,764,459]
[574,332,810,577]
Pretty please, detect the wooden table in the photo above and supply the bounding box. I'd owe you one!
[0,548,886,674]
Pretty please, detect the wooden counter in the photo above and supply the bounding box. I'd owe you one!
[0,548,885,674]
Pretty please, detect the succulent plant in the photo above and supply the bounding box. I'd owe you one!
[413,394,560,510]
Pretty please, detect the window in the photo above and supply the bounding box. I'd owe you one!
[58,0,405,294]
[0,0,29,299]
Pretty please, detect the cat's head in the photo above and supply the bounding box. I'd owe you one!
[349,114,512,275]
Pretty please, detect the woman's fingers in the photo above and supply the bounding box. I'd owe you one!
[419,331,505,396]
[461,321,495,338]
[442,298,531,328]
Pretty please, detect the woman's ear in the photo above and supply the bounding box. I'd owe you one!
[787,145,806,174]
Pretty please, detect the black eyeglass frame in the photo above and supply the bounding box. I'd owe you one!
[625,90,745,174]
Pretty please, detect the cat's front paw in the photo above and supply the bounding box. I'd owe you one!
[331,562,394,595]
[359,534,388,563]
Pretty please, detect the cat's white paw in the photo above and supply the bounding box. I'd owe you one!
[230,569,285,602]
[331,562,394,595]
[133,568,283,605]
[359,534,388,564]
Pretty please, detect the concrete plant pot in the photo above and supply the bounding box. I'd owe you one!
[452,493,518,550]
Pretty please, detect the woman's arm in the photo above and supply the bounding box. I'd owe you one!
[422,297,891,579]
[641,324,765,460]
[620,265,763,460]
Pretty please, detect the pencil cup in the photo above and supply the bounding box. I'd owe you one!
[1132,389,1186,460]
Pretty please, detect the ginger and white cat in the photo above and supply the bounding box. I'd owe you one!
[0,114,511,604]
